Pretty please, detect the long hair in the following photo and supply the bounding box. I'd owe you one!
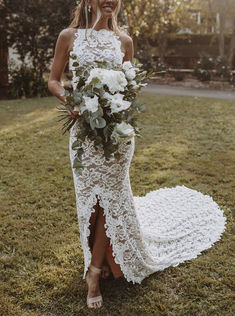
[69,0,121,36]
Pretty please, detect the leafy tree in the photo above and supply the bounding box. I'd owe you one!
[1,0,74,81]
[122,0,194,62]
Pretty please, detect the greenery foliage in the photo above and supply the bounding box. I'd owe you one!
[194,55,234,82]
[173,71,185,81]
[215,56,233,79]
[8,65,49,98]
[1,0,74,93]
[194,56,214,81]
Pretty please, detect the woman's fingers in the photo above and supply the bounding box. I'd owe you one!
[67,110,81,119]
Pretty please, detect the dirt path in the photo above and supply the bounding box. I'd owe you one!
[142,84,235,101]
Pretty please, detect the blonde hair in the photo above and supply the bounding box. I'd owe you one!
[69,0,122,36]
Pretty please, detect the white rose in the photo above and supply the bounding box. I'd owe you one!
[122,61,133,71]
[104,70,127,93]
[86,68,105,83]
[125,68,136,80]
[115,122,135,137]
[103,91,113,100]
[80,95,99,114]
[86,68,128,94]
[111,121,135,144]
[110,94,131,113]
[103,92,131,113]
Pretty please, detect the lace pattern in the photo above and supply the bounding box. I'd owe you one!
[69,28,125,90]
[68,29,227,284]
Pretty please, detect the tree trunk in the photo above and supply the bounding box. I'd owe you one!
[0,34,8,88]
[0,9,8,88]
[218,9,226,57]
[228,18,235,68]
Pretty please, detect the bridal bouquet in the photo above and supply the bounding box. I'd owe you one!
[57,55,154,174]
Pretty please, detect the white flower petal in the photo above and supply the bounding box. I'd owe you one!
[82,95,99,113]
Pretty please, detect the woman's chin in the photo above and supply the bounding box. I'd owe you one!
[101,10,114,18]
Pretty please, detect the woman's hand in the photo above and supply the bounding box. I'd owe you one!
[67,110,81,120]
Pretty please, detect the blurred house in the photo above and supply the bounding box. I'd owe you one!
[179,8,234,35]
[162,6,235,70]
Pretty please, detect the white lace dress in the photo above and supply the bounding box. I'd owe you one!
[69,28,227,284]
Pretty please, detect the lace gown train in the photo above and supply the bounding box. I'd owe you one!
[69,28,227,284]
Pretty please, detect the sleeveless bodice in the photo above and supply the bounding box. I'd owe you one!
[69,28,125,90]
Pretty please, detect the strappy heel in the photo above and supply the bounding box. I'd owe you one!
[85,264,103,308]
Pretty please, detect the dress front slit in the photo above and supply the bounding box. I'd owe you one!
[89,195,124,279]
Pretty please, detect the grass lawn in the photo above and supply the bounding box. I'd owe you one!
[0,94,234,316]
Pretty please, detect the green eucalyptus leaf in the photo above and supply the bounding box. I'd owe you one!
[103,125,110,142]
[72,140,82,150]
[64,90,70,97]
[73,157,83,169]
[76,148,84,157]
[72,62,79,67]
[90,77,100,85]
[77,168,84,175]
[94,136,103,145]
[74,90,83,103]
[90,117,106,130]
[114,152,121,160]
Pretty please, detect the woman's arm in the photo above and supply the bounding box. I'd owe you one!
[48,28,80,119]
[122,34,134,63]
[48,29,73,103]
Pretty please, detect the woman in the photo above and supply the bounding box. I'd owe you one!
[48,0,227,310]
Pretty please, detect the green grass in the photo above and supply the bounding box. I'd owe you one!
[0,94,234,316]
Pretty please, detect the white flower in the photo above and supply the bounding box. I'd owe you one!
[130,80,137,86]
[103,92,113,100]
[122,61,133,71]
[86,68,128,94]
[86,68,104,83]
[111,121,135,144]
[104,93,131,113]
[122,61,137,80]
[125,68,136,80]
[80,95,99,114]
[104,70,127,93]
[116,122,135,137]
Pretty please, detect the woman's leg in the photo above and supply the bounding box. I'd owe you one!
[88,201,99,250]
[91,201,110,268]
[88,198,111,279]
[86,198,110,308]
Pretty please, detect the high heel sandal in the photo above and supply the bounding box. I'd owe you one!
[85,264,103,308]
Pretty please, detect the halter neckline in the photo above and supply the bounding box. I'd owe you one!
[77,28,114,33]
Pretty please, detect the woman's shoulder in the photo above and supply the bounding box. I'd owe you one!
[118,31,133,53]
[118,30,133,45]
[58,27,77,40]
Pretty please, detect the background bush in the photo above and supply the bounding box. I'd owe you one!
[9,65,49,98]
